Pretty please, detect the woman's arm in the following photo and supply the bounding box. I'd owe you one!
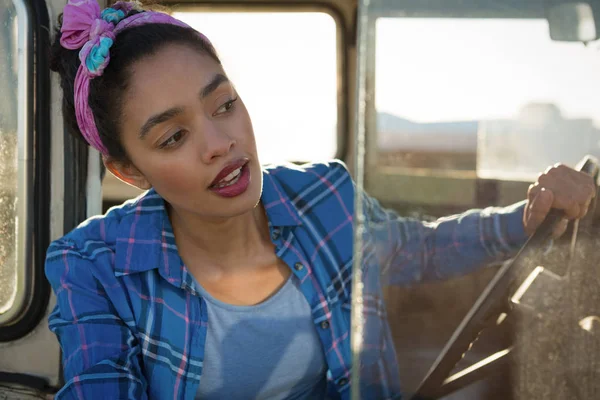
[360,190,529,285]
[45,241,148,400]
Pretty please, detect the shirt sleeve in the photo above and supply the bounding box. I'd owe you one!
[359,188,530,285]
[45,240,148,400]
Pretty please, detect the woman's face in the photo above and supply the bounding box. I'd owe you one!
[116,43,262,220]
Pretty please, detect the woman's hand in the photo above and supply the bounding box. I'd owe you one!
[524,163,596,237]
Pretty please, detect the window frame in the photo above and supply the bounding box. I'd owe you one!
[0,0,51,341]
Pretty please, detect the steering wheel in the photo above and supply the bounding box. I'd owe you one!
[410,155,600,400]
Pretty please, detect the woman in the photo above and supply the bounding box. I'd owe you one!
[46,1,596,399]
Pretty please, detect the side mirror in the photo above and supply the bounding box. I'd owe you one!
[546,1,599,42]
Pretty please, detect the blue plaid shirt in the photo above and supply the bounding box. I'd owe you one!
[46,160,528,400]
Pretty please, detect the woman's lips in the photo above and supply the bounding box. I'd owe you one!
[209,161,251,198]
[209,158,249,187]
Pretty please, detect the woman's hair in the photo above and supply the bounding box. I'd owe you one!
[49,7,221,161]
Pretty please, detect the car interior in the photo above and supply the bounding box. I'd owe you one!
[0,0,599,398]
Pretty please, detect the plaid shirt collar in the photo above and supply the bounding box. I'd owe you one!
[114,168,302,282]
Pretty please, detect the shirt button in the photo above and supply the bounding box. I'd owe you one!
[294,262,304,271]
[271,229,280,241]
[337,377,349,387]
[320,320,330,329]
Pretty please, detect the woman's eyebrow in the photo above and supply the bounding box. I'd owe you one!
[139,107,184,139]
[139,74,230,139]
[200,73,229,99]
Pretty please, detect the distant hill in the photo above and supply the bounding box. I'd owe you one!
[377,112,478,153]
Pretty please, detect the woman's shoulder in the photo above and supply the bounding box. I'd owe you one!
[261,159,356,218]
[46,190,158,264]
[262,159,351,186]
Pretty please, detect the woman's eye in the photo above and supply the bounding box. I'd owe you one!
[214,97,238,116]
[160,130,184,148]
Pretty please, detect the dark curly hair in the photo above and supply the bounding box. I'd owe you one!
[49,6,221,161]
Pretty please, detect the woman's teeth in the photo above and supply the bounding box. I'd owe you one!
[214,167,242,188]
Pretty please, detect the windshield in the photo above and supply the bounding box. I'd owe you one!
[352,1,600,399]
[377,18,600,181]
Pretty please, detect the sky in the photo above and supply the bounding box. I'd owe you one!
[376,18,600,125]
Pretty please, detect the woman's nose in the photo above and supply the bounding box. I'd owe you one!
[201,124,236,164]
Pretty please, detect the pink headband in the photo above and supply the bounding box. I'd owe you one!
[60,0,203,155]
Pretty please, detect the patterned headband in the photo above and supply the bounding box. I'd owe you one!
[60,0,206,155]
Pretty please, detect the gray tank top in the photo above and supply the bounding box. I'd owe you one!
[194,275,328,400]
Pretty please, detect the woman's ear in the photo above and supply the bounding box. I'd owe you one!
[103,157,152,190]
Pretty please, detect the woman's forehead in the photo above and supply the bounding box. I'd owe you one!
[124,44,226,104]
[130,44,221,83]
[120,45,229,134]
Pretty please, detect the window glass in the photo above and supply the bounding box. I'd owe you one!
[375,18,600,181]
[353,5,600,399]
[0,0,19,314]
[173,11,338,164]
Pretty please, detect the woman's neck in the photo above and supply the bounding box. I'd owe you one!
[168,202,272,271]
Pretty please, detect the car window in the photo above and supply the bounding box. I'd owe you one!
[352,2,600,399]
[375,18,600,181]
[173,11,338,165]
[0,0,19,316]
